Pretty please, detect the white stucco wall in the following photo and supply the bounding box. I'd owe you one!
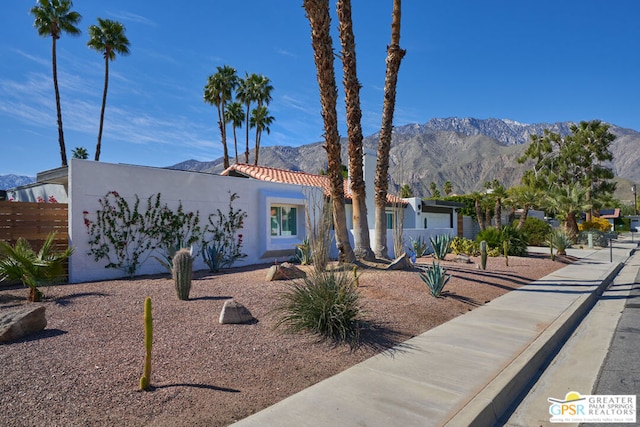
[68,159,321,283]
[9,183,68,203]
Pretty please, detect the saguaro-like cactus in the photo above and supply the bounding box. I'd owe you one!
[480,240,488,270]
[503,240,509,267]
[172,248,193,300]
[139,297,153,391]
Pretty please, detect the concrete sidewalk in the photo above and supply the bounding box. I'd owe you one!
[233,241,636,427]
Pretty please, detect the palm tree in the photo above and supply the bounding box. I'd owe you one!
[303,0,355,264]
[443,180,453,196]
[71,146,88,159]
[87,18,130,162]
[225,101,245,164]
[236,73,261,163]
[30,0,82,167]
[373,0,406,258]
[252,75,273,165]
[336,0,374,260]
[508,185,542,230]
[545,184,591,241]
[249,105,274,165]
[204,65,239,169]
[469,191,486,231]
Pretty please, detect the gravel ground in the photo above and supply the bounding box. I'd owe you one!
[0,253,573,426]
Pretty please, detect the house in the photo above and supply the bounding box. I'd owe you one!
[5,152,464,282]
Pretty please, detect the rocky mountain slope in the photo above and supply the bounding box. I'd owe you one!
[0,174,35,191]
[170,117,640,198]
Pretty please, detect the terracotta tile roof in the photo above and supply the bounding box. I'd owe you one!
[221,163,406,205]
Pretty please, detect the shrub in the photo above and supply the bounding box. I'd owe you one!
[0,232,73,302]
[475,227,502,249]
[201,192,247,272]
[500,225,528,257]
[417,261,451,297]
[273,269,362,346]
[576,230,609,247]
[153,203,201,274]
[430,234,452,260]
[579,217,612,232]
[450,237,479,256]
[520,217,551,246]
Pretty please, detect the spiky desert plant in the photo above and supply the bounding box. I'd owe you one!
[273,269,362,346]
[417,261,451,297]
[547,228,573,257]
[0,231,73,302]
[172,248,193,300]
[480,240,488,270]
[430,234,452,260]
[139,297,153,391]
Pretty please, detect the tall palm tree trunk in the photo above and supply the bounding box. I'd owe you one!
[494,198,502,231]
[475,198,485,231]
[218,108,230,170]
[254,114,261,166]
[303,0,355,263]
[95,55,109,161]
[516,204,530,230]
[244,101,251,163]
[52,37,68,166]
[374,0,405,258]
[337,0,374,261]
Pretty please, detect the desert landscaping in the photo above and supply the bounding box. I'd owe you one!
[0,253,572,427]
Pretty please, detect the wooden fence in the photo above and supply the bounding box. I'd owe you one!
[0,202,69,252]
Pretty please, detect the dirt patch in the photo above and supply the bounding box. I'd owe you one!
[0,253,571,426]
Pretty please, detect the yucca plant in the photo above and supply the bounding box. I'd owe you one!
[273,269,362,346]
[0,232,73,302]
[417,261,451,297]
[429,234,452,260]
[546,229,573,256]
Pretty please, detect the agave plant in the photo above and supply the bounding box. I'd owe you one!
[409,235,429,258]
[429,234,452,260]
[0,232,73,302]
[417,261,451,297]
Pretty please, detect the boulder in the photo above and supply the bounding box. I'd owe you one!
[219,299,255,324]
[266,262,307,281]
[454,254,472,264]
[387,253,413,270]
[0,305,47,342]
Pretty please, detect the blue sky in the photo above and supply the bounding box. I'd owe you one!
[2,1,639,177]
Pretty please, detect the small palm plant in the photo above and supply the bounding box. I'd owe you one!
[418,261,451,297]
[0,232,73,302]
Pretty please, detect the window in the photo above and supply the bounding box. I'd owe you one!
[271,205,297,236]
[386,212,394,229]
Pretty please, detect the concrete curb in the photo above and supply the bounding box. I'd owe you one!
[443,261,624,427]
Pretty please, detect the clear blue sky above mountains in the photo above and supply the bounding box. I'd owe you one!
[2,0,639,176]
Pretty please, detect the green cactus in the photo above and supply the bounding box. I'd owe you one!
[503,240,509,266]
[172,248,193,300]
[353,265,359,287]
[139,297,153,391]
[480,240,488,270]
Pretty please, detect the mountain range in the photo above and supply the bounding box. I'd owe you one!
[169,117,640,200]
[3,117,640,201]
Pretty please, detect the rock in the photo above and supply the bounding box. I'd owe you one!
[0,305,47,342]
[265,262,307,281]
[219,299,255,324]
[387,253,413,270]
[454,254,472,264]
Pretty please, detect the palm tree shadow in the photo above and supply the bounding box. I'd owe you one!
[189,296,233,301]
[148,383,240,393]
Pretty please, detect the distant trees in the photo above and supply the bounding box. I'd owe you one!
[518,120,616,237]
[71,146,88,159]
[87,18,130,161]
[205,69,274,168]
[30,0,82,167]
